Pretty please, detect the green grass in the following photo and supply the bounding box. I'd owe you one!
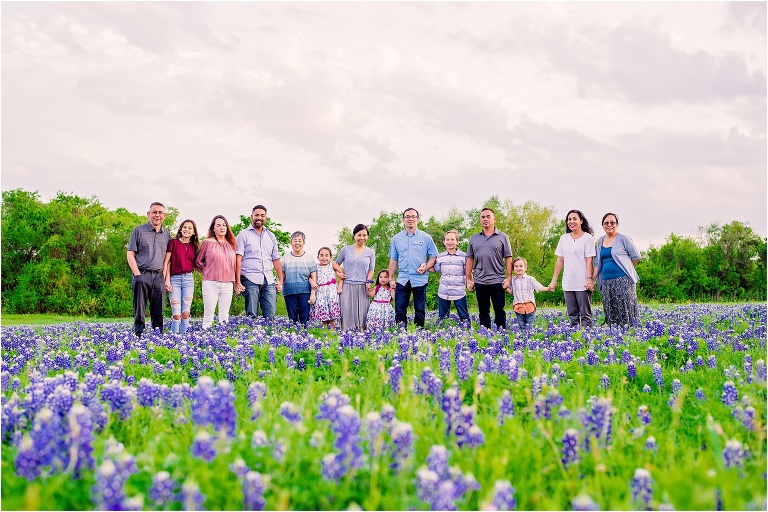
[1,314,130,326]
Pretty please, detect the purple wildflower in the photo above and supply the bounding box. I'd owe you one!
[723,439,749,469]
[637,405,651,426]
[279,402,302,424]
[388,363,403,394]
[149,471,179,507]
[561,429,579,468]
[229,458,250,478]
[571,493,600,511]
[600,374,610,390]
[91,439,140,511]
[190,431,217,462]
[652,363,663,389]
[580,396,613,451]
[627,362,637,379]
[642,384,651,393]
[630,468,653,510]
[671,379,682,394]
[251,430,268,448]
[489,480,517,510]
[695,388,706,401]
[645,436,657,451]
[498,390,515,425]
[68,403,95,478]
[178,480,206,511]
[721,381,738,407]
[390,420,414,471]
[364,411,384,457]
[707,355,716,369]
[242,471,268,510]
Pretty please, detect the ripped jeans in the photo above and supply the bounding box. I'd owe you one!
[169,272,194,334]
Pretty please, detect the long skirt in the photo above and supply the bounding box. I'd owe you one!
[340,282,370,331]
[601,275,639,327]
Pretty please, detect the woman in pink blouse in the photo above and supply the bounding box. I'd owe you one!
[195,215,237,329]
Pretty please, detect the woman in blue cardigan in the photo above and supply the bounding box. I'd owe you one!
[592,213,641,327]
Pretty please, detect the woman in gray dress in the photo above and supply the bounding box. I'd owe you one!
[333,224,375,331]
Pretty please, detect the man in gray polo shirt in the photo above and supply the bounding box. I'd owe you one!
[466,207,513,329]
[234,204,284,318]
[127,201,171,336]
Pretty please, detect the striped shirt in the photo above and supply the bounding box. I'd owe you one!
[508,273,547,306]
[434,250,467,300]
[281,252,318,296]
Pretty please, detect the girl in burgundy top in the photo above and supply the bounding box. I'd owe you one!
[163,219,199,334]
[195,215,237,329]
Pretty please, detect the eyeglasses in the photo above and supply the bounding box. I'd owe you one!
[603,221,617,226]
[150,211,166,215]
[403,215,418,220]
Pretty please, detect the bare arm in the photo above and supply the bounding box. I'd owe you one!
[332,261,346,279]
[309,271,318,289]
[387,259,397,283]
[127,251,141,276]
[235,255,245,293]
[367,285,377,298]
[273,259,284,292]
[549,256,564,290]
[502,256,513,289]
[163,251,173,291]
[585,256,594,291]
[465,256,475,291]
[424,256,437,272]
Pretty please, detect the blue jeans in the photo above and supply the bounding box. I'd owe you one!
[395,281,427,328]
[242,275,276,318]
[169,272,194,334]
[437,297,469,323]
[284,293,310,326]
[515,311,535,329]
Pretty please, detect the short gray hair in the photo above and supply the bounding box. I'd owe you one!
[290,231,305,242]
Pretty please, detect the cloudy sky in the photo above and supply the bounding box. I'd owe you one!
[3,2,765,256]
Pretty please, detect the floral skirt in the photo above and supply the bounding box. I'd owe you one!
[601,275,639,327]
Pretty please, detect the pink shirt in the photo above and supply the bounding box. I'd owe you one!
[195,239,236,282]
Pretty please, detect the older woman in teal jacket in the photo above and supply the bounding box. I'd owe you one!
[592,213,641,327]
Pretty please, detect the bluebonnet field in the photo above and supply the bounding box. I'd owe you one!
[1,304,766,511]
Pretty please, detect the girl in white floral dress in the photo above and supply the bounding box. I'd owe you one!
[309,247,341,329]
[366,270,395,331]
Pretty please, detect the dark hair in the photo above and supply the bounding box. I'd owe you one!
[317,246,333,258]
[352,224,369,236]
[207,215,236,249]
[402,208,420,219]
[565,209,593,235]
[481,207,495,215]
[601,212,619,226]
[252,205,267,214]
[149,202,166,210]
[175,219,200,255]
[375,269,389,286]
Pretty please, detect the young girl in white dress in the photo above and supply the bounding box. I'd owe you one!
[366,269,395,331]
[309,247,341,329]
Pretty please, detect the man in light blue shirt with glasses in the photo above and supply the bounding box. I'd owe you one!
[388,208,438,328]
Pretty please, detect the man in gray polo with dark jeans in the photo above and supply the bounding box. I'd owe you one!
[466,207,513,329]
[127,202,171,336]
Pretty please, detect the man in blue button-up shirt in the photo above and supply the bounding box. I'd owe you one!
[387,208,438,328]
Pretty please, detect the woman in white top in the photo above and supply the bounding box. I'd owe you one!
[549,209,596,329]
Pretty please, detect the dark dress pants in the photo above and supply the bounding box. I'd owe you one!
[475,282,507,329]
[132,270,165,336]
[395,281,427,328]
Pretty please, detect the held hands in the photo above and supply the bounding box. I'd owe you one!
[585,278,595,292]
[165,280,172,292]
[275,282,283,294]
[417,263,427,274]
[309,292,317,305]
[501,277,511,289]
[235,282,245,294]
[467,280,475,292]
[548,281,557,292]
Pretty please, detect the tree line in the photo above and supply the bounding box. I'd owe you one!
[2,189,765,317]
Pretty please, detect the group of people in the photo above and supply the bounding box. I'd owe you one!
[128,203,641,337]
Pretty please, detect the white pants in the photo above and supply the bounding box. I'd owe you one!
[201,280,233,329]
